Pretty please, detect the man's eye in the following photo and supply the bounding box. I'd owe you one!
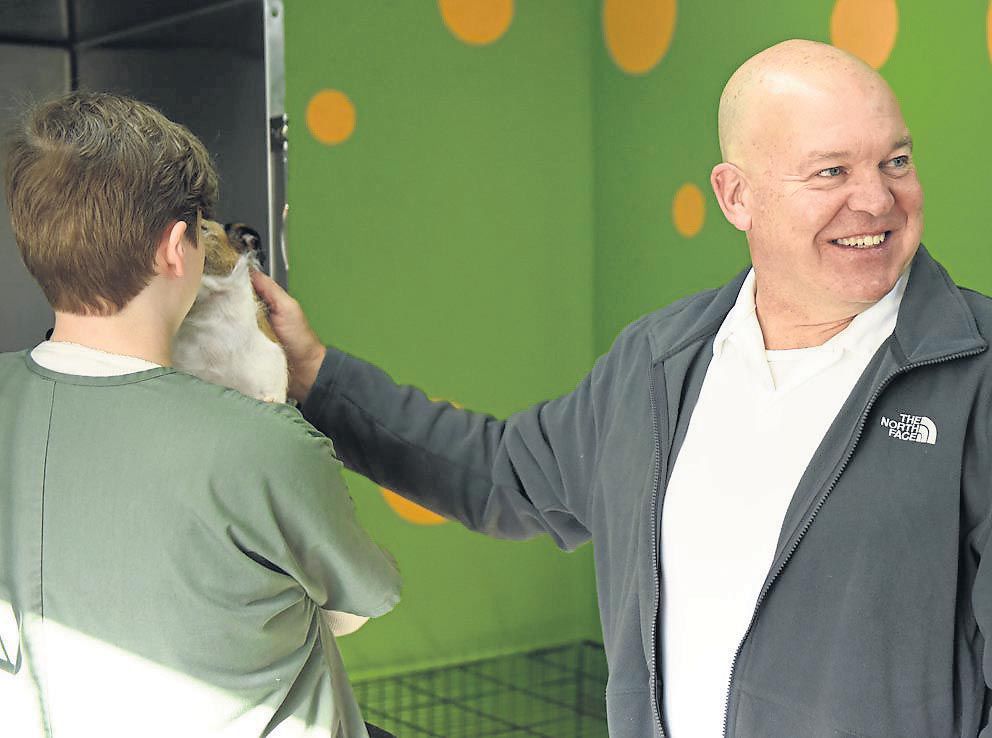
[816,166,844,178]
[889,155,910,168]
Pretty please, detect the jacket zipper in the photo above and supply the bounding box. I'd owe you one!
[721,347,984,737]
[648,368,667,738]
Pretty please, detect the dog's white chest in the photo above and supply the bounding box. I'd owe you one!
[173,258,288,403]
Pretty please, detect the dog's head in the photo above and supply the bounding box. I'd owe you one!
[195,218,276,343]
[200,219,265,277]
[173,218,288,403]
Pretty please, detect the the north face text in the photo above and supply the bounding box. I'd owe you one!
[880,413,937,445]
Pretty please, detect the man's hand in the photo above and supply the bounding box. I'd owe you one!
[250,270,327,404]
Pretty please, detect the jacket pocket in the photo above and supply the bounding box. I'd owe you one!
[734,685,881,738]
[604,688,657,738]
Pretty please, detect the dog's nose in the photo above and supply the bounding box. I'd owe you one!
[224,223,266,268]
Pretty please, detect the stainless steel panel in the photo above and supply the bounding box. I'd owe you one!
[0,0,284,353]
[73,0,262,55]
[71,0,216,43]
[0,0,68,43]
[0,44,70,352]
[76,0,270,272]
[264,0,286,286]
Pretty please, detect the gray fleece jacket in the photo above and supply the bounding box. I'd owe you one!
[302,246,992,737]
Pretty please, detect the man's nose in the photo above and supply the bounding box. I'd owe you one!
[846,170,895,216]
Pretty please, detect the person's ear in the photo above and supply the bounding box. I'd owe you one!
[155,220,190,278]
[710,163,752,232]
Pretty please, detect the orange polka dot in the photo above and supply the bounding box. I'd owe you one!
[987,1,992,62]
[829,0,899,70]
[439,0,513,46]
[306,90,356,146]
[603,0,677,75]
[672,183,705,238]
[380,488,448,526]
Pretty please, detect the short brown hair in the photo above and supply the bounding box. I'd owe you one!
[3,92,219,315]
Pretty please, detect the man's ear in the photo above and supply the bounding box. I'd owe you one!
[710,163,752,232]
[155,221,190,278]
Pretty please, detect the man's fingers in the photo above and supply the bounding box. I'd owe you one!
[247,269,327,403]
[250,269,286,313]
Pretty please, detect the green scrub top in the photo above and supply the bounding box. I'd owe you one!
[0,351,401,737]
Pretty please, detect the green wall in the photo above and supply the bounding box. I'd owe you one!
[285,0,992,678]
[285,1,600,678]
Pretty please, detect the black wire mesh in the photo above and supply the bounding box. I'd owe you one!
[354,640,609,738]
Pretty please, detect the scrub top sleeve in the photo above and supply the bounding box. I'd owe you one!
[247,414,402,618]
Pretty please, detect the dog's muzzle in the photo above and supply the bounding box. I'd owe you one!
[225,222,265,268]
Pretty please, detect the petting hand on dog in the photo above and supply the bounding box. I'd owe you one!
[250,270,326,404]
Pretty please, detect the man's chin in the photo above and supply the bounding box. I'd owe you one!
[838,277,903,309]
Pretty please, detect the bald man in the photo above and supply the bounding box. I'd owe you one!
[253,40,992,737]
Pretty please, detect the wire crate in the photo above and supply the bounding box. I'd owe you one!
[354,640,609,737]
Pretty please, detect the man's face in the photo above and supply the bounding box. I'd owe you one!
[744,77,923,321]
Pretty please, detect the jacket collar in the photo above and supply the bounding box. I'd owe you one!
[646,245,986,365]
[892,245,986,363]
[646,273,747,363]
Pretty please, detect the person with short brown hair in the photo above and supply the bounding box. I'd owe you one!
[6,91,218,316]
[0,92,400,738]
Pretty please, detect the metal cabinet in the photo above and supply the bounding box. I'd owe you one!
[0,0,286,351]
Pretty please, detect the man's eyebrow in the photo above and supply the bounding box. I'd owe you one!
[801,137,914,168]
[802,150,850,166]
[893,135,913,151]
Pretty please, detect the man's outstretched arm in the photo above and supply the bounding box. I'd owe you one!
[251,270,598,550]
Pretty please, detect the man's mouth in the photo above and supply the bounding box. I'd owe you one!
[830,231,890,249]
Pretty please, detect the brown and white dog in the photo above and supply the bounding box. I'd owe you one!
[172,219,288,404]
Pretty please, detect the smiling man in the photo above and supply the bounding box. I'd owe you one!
[253,40,992,736]
[711,41,924,349]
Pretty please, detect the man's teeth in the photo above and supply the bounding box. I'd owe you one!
[834,232,887,248]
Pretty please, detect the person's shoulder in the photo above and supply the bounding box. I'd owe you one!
[0,350,34,384]
[605,283,730,358]
[631,287,724,332]
[939,283,992,377]
[956,289,992,355]
[958,285,992,322]
[0,350,29,370]
[162,372,331,457]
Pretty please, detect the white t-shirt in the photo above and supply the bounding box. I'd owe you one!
[660,268,908,736]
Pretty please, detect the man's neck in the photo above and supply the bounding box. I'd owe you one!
[754,308,856,350]
[51,303,175,366]
[753,286,868,350]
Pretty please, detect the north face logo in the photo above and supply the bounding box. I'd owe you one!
[880,413,937,445]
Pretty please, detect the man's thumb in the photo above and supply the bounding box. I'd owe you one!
[250,269,282,311]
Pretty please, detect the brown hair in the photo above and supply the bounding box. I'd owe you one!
[3,92,218,315]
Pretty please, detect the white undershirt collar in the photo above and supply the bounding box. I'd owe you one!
[30,341,161,377]
[714,268,909,359]
[712,268,909,392]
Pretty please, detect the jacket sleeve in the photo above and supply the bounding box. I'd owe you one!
[973,511,992,734]
[301,345,608,551]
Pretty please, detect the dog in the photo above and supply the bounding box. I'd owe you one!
[172,219,288,404]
